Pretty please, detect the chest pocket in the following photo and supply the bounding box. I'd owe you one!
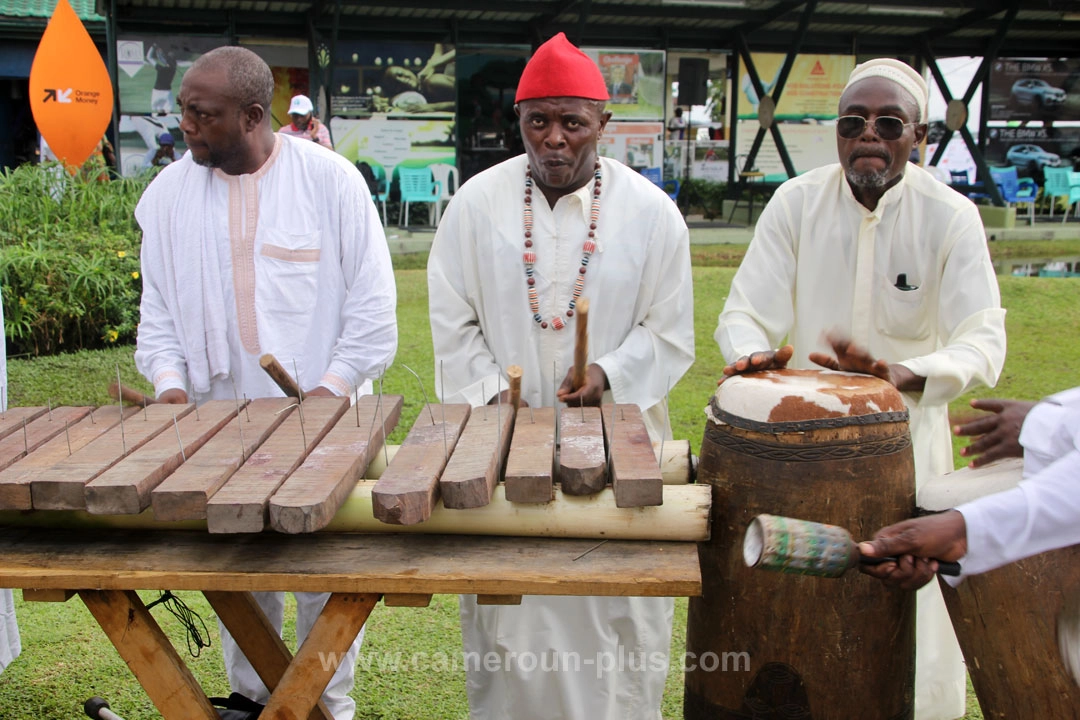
[874,274,932,341]
[256,228,322,316]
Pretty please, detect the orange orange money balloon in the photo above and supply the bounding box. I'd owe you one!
[29,0,114,168]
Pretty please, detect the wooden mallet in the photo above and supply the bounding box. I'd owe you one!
[259,353,302,398]
[571,298,589,391]
[743,513,961,578]
[107,382,156,408]
[507,365,523,410]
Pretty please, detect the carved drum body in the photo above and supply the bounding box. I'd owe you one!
[919,458,1080,719]
[686,369,916,720]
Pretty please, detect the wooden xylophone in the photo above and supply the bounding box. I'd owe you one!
[0,397,710,541]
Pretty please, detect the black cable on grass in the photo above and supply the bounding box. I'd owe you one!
[146,590,212,657]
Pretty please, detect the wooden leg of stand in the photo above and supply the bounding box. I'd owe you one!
[204,591,333,720]
[79,589,218,720]
[260,592,380,719]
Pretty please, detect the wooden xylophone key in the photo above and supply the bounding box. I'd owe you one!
[503,406,556,504]
[30,403,195,511]
[151,397,295,522]
[371,403,470,525]
[84,400,240,515]
[206,397,348,533]
[0,406,137,510]
[558,406,606,495]
[270,394,403,534]
[0,406,92,474]
[440,400,516,510]
[603,403,663,508]
[0,407,51,442]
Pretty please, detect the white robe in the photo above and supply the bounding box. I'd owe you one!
[952,387,1080,577]
[715,163,1007,720]
[428,155,695,720]
[0,288,20,674]
[135,134,397,719]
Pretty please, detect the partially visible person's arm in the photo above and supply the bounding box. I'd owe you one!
[316,165,397,396]
[955,446,1080,577]
[133,179,190,400]
[715,191,797,380]
[313,121,334,150]
[427,185,506,406]
[588,200,695,416]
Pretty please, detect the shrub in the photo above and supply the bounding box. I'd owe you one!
[677,178,728,219]
[0,164,147,356]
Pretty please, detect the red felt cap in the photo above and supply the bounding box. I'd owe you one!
[515,33,609,103]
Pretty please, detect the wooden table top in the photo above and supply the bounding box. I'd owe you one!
[0,527,701,598]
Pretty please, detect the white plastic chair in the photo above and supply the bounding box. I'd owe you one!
[428,163,459,226]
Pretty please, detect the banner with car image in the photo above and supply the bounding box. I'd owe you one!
[988,57,1080,122]
[985,125,1080,179]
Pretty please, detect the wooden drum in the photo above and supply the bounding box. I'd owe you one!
[919,458,1080,719]
[686,369,916,720]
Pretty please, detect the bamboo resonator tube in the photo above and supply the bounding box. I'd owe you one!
[259,354,301,398]
[571,299,589,391]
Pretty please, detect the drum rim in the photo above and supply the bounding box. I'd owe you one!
[709,398,910,434]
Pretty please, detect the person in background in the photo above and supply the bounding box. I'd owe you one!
[278,94,333,150]
[134,46,396,719]
[428,32,694,720]
[0,284,20,676]
[715,58,1007,720]
[81,136,115,182]
[668,106,687,140]
[144,131,176,169]
[146,43,178,116]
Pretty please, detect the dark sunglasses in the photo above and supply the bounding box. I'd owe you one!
[836,115,917,141]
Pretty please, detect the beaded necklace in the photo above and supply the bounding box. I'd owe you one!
[522,160,601,330]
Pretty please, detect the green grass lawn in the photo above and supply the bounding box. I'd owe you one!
[1,239,1078,718]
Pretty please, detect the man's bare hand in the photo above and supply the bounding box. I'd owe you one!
[718,345,794,385]
[304,386,336,398]
[157,388,189,404]
[809,333,925,392]
[557,364,608,407]
[954,398,1035,468]
[857,511,967,591]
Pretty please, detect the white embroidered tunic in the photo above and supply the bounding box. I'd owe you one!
[135,134,397,402]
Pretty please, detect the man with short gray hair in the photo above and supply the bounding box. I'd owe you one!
[715,58,1007,720]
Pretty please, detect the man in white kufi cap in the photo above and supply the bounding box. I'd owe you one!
[716,57,1006,720]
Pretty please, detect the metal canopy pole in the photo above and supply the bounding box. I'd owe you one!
[921,4,1018,207]
[104,0,121,172]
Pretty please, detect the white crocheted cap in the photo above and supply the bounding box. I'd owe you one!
[843,58,928,121]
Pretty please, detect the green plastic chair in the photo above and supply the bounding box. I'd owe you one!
[397,167,442,227]
[1044,167,1080,222]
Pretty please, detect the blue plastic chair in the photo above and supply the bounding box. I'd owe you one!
[640,167,680,202]
[989,166,1038,225]
[1043,167,1080,223]
[397,167,442,227]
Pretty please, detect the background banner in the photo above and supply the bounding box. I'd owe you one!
[332,41,455,118]
[738,53,853,121]
[583,48,665,121]
[988,57,1080,122]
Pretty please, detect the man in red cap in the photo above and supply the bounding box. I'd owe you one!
[428,32,694,720]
